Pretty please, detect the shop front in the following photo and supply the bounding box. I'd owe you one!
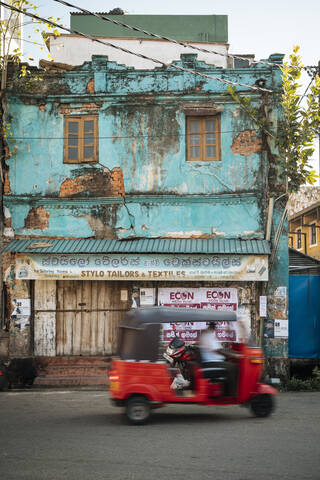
[3,239,270,358]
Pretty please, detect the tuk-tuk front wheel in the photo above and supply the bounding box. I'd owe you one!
[126,396,151,425]
[250,394,274,418]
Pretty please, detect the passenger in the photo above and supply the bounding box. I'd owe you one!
[199,322,240,396]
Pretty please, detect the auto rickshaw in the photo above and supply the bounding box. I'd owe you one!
[108,307,278,424]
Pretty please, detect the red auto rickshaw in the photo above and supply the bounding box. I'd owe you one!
[108,307,278,424]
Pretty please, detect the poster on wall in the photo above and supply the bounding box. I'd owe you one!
[274,319,288,338]
[11,298,31,331]
[140,288,156,306]
[158,287,238,342]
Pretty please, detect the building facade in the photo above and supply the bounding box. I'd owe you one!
[1,15,289,381]
[289,187,320,260]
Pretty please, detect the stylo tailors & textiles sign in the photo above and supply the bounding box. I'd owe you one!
[15,253,268,281]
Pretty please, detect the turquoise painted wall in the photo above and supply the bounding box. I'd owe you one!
[5,53,283,240]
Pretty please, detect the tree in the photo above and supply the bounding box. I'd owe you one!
[227,46,320,193]
[279,46,320,193]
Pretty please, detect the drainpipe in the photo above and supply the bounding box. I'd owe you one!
[265,198,274,241]
[261,193,288,345]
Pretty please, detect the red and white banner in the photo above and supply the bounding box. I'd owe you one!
[158,287,238,342]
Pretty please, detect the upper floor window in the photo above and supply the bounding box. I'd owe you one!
[310,222,317,246]
[186,116,221,161]
[64,115,98,164]
[296,228,302,250]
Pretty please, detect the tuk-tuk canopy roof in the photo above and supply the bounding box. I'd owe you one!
[121,307,237,329]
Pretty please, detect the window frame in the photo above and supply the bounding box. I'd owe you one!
[186,115,221,162]
[64,115,98,164]
[296,228,302,250]
[310,221,317,247]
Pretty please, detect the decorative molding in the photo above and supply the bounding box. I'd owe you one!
[4,193,260,209]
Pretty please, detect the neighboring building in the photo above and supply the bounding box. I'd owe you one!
[289,248,320,366]
[48,14,231,69]
[1,14,288,384]
[288,187,320,371]
[288,187,320,259]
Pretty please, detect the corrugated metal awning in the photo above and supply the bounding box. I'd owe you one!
[2,238,271,255]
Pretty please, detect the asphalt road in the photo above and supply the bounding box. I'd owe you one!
[0,389,319,480]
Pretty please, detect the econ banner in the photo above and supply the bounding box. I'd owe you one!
[15,253,268,281]
[158,287,238,343]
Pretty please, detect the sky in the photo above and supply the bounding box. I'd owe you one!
[20,0,320,177]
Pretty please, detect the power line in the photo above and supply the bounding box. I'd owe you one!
[51,0,282,70]
[0,1,275,93]
[9,129,268,141]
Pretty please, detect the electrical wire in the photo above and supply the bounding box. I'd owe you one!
[297,71,318,106]
[0,1,275,93]
[8,129,265,141]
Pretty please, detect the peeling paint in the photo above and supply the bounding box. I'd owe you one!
[86,78,95,94]
[84,216,117,239]
[211,227,226,237]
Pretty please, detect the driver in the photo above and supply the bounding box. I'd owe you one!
[199,322,240,396]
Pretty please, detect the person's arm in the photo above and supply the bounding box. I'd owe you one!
[217,347,242,360]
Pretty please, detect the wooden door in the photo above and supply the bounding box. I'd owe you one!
[34,280,56,356]
[56,280,130,355]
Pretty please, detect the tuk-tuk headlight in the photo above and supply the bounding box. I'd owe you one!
[250,358,264,364]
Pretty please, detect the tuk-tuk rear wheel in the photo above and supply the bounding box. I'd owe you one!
[126,396,151,425]
[250,394,274,418]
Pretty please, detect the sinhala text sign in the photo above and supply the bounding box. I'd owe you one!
[158,287,238,342]
[16,253,268,281]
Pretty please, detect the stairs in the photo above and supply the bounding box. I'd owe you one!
[34,356,111,387]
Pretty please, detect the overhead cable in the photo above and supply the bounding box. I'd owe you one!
[0,1,275,93]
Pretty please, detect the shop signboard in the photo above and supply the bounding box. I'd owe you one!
[158,287,238,343]
[15,253,268,281]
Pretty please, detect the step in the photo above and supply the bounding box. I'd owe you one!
[34,376,109,387]
[36,356,111,366]
[39,365,109,377]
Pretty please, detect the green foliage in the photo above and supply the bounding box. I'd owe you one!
[227,47,320,193]
[283,367,320,392]
[279,46,320,192]
[0,0,62,83]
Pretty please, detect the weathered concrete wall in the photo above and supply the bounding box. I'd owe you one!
[48,36,230,69]
[5,54,282,241]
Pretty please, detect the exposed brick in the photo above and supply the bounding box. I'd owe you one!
[59,168,125,198]
[231,130,262,156]
[86,78,95,94]
[4,170,11,194]
[58,103,101,115]
[110,168,125,196]
[24,206,49,231]
[4,216,12,228]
